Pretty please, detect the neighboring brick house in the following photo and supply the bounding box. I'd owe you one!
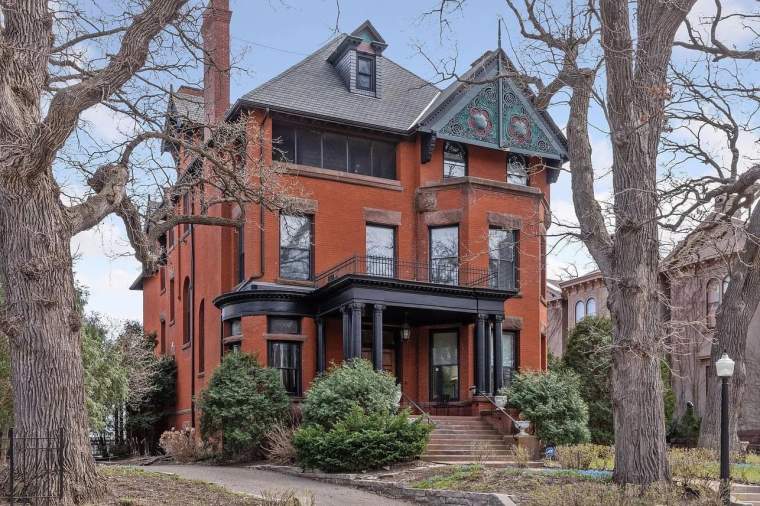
[132,1,568,429]
[547,210,760,442]
[546,272,608,357]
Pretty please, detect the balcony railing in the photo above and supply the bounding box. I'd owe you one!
[314,256,497,290]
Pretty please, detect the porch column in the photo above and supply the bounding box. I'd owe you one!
[476,313,488,395]
[492,315,504,393]
[350,302,364,360]
[484,318,492,395]
[372,304,385,371]
[316,317,326,373]
[341,305,351,360]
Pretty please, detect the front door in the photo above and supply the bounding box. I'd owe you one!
[361,327,401,379]
[430,329,459,403]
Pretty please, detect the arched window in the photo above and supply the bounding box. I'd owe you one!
[706,278,721,328]
[198,300,205,373]
[182,277,191,344]
[586,297,597,317]
[575,300,586,323]
[443,141,467,178]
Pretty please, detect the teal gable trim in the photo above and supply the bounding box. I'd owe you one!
[421,53,568,161]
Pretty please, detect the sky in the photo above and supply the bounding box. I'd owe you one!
[69,0,755,323]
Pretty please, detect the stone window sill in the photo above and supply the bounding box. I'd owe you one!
[284,163,403,192]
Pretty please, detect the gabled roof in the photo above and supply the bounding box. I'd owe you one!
[168,86,205,126]
[662,213,747,271]
[418,49,568,161]
[239,35,439,134]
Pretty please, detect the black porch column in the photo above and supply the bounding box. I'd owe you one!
[484,318,492,395]
[316,317,326,373]
[492,315,504,393]
[372,304,385,371]
[475,313,488,395]
[351,302,364,360]
[341,305,351,360]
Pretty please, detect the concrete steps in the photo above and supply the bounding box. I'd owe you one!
[421,415,517,464]
[733,484,760,505]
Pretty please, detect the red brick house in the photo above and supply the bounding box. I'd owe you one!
[132,1,567,430]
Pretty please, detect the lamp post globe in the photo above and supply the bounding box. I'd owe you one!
[716,352,735,377]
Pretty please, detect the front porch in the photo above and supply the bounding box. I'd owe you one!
[312,256,516,415]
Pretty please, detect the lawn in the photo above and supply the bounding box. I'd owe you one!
[96,466,305,506]
[403,465,722,506]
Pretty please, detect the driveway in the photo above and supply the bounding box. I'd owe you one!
[150,464,412,505]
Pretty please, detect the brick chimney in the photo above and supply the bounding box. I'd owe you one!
[201,0,231,128]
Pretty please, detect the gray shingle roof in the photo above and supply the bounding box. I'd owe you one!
[169,88,205,126]
[240,36,440,134]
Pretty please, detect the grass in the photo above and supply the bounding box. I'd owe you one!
[96,466,309,506]
[405,465,720,505]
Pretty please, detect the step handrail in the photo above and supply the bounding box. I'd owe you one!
[482,394,525,434]
[401,392,433,425]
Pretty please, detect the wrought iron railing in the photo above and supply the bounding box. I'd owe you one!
[401,392,434,425]
[314,256,496,289]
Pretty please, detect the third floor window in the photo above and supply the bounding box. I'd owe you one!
[443,141,467,178]
[272,122,396,180]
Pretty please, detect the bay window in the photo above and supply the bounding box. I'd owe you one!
[489,228,517,290]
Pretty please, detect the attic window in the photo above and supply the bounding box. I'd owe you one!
[356,55,375,92]
[507,154,529,186]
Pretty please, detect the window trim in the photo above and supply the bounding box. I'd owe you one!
[267,340,303,396]
[356,54,376,92]
[443,141,467,179]
[429,328,460,403]
[429,225,460,285]
[278,213,315,281]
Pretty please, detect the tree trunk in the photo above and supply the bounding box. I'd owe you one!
[699,205,760,450]
[0,174,104,504]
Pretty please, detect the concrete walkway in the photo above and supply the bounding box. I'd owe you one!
[149,464,413,505]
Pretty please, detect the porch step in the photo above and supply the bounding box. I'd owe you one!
[734,485,760,505]
[422,415,516,464]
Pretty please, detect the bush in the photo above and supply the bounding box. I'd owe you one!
[526,481,719,506]
[263,424,297,465]
[159,427,210,463]
[668,403,701,445]
[293,408,432,472]
[301,359,400,428]
[561,317,613,445]
[668,447,717,481]
[556,444,614,470]
[502,370,590,445]
[198,352,289,458]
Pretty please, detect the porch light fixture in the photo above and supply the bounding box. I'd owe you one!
[401,313,411,341]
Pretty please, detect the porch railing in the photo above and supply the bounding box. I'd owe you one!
[314,256,496,289]
[401,392,433,425]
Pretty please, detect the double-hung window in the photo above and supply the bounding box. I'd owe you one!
[356,55,375,91]
[268,341,302,396]
[488,228,517,290]
[430,226,459,285]
[279,214,313,280]
[443,141,467,178]
[366,225,395,277]
[507,154,529,185]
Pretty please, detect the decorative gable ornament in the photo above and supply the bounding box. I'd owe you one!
[421,51,568,163]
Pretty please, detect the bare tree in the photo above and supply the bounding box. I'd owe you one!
[669,0,760,450]
[425,0,701,484]
[0,0,299,502]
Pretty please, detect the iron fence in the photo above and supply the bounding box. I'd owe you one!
[315,255,496,289]
[2,428,64,505]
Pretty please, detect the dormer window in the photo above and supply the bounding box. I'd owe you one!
[507,154,529,186]
[356,55,375,92]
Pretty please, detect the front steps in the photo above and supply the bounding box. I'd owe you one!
[421,415,519,465]
[734,484,760,505]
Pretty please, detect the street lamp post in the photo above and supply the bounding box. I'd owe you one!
[716,351,735,505]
